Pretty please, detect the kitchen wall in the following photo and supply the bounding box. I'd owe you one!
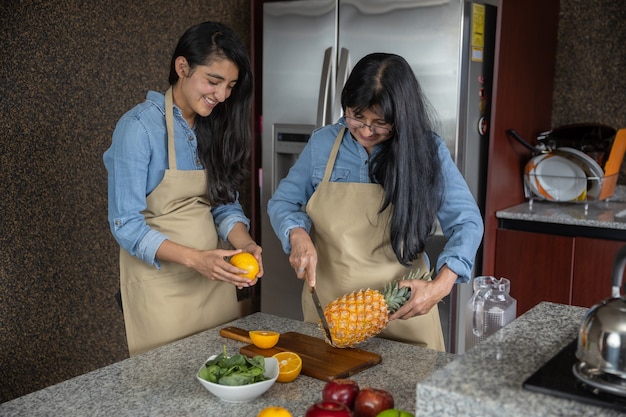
[0,0,624,405]
[0,0,251,403]
[551,0,626,182]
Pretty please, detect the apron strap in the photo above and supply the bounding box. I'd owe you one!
[321,127,345,183]
[165,87,177,171]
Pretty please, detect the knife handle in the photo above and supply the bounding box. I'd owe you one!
[219,326,253,343]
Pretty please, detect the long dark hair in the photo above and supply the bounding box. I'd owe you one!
[340,53,443,266]
[168,21,253,205]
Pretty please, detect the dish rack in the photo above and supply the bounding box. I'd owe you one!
[523,172,618,204]
[521,127,626,210]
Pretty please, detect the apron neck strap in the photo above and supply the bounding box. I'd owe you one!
[164,87,177,170]
[322,127,345,182]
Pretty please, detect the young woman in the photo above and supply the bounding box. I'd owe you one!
[104,22,262,356]
[267,53,483,350]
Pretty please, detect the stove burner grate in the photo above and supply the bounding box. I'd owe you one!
[574,361,626,397]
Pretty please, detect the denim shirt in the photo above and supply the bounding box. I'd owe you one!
[267,119,484,283]
[103,90,250,267]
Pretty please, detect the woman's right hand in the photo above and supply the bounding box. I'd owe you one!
[288,228,318,288]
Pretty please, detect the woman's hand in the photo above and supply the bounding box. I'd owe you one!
[156,237,260,289]
[288,227,318,288]
[389,265,457,320]
[191,248,259,289]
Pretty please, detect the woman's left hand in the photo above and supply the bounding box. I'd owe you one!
[389,265,457,320]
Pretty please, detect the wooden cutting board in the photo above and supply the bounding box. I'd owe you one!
[219,326,382,381]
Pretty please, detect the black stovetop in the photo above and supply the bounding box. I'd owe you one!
[523,338,626,412]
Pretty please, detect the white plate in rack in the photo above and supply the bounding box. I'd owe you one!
[554,147,604,200]
[524,154,550,199]
[533,154,587,201]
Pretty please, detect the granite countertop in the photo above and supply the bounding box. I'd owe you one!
[417,302,626,417]
[496,185,626,230]
[0,312,455,417]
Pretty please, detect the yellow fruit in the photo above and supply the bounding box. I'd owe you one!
[229,252,259,280]
[272,351,302,383]
[323,268,434,348]
[249,330,280,349]
[257,406,293,417]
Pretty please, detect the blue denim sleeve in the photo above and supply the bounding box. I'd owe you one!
[104,114,168,267]
[267,140,316,254]
[434,137,484,283]
[212,196,251,242]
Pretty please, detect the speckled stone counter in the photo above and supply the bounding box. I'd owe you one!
[496,186,626,231]
[417,302,626,417]
[0,313,454,417]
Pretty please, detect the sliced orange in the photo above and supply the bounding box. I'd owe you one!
[249,330,280,349]
[257,406,293,417]
[229,252,259,280]
[272,351,302,383]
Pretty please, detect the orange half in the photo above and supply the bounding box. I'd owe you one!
[249,330,280,349]
[272,351,302,383]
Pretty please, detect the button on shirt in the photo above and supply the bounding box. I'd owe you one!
[104,90,249,266]
[267,119,483,283]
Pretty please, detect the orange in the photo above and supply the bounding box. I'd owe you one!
[272,351,302,383]
[249,330,280,349]
[257,406,293,417]
[229,252,259,280]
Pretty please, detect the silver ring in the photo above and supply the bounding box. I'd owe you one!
[297,267,305,273]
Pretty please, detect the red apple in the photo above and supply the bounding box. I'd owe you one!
[353,387,394,417]
[305,400,354,417]
[322,379,360,409]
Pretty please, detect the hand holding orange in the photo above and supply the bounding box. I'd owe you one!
[229,252,260,280]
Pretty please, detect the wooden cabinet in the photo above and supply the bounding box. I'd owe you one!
[572,237,626,307]
[480,0,560,276]
[494,228,625,315]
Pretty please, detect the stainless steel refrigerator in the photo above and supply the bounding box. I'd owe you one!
[259,0,498,354]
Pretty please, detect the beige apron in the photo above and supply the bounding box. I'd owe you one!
[302,128,445,351]
[119,88,239,356]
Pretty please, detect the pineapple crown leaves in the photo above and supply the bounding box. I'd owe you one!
[383,268,435,315]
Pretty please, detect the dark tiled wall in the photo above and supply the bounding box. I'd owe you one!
[0,0,250,403]
[552,0,626,181]
[1,0,625,405]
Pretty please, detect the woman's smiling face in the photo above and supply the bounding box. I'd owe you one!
[344,107,393,154]
[176,57,239,125]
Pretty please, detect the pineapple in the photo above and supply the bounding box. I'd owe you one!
[321,268,433,348]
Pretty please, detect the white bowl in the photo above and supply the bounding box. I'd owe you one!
[196,355,278,403]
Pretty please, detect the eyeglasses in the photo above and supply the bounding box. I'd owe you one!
[344,116,393,135]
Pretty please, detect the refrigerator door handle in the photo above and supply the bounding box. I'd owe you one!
[333,47,351,123]
[316,47,334,127]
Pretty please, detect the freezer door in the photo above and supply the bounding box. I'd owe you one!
[262,0,336,131]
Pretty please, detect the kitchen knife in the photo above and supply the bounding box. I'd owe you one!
[311,286,334,345]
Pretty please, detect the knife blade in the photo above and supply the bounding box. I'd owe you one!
[311,286,334,346]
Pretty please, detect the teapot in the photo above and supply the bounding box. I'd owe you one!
[576,245,626,377]
[465,276,517,351]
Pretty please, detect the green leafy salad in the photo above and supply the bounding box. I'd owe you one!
[198,346,268,386]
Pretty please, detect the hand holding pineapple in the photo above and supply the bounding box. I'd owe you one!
[388,265,457,320]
